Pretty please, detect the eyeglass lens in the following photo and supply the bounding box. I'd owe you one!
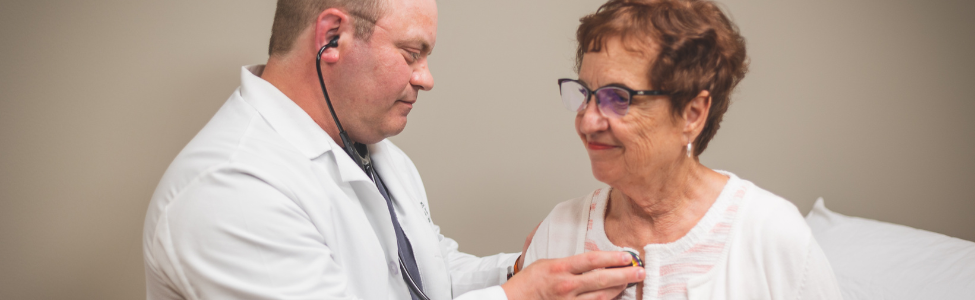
[560,80,630,118]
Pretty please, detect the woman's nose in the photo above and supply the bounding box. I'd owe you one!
[577,97,608,134]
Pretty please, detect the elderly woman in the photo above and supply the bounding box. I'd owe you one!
[519,0,842,299]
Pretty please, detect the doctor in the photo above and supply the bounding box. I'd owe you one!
[142,0,644,299]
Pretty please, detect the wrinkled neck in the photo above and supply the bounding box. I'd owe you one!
[604,162,727,246]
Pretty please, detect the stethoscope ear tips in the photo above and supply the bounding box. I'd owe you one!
[326,36,339,49]
[317,36,341,56]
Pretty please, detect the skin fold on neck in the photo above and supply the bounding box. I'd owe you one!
[602,158,728,300]
[604,159,729,248]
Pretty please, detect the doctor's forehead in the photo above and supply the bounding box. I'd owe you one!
[380,0,437,50]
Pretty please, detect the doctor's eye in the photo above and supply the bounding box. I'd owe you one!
[404,50,420,63]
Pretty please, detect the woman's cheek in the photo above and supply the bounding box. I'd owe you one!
[619,111,665,164]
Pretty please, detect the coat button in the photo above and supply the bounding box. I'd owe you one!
[389,261,399,275]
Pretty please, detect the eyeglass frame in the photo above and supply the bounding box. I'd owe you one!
[558,78,669,118]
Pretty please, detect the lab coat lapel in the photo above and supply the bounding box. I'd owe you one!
[330,143,401,270]
[332,146,373,183]
[370,142,451,300]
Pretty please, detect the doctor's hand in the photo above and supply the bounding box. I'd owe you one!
[501,251,645,300]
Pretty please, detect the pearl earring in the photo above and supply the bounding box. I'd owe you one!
[686,142,693,158]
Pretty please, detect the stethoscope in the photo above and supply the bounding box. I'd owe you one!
[612,250,645,288]
[316,35,432,300]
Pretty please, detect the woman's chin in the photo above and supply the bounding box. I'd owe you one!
[589,161,621,184]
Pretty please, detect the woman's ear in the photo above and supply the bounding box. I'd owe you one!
[682,90,711,143]
[315,8,350,63]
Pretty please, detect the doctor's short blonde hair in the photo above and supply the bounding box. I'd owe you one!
[268,0,389,56]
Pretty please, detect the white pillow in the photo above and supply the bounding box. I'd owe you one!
[805,198,975,300]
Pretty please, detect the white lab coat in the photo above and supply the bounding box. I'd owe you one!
[143,65,517,300]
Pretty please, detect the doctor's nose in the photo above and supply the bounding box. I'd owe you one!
[411,63,434,91]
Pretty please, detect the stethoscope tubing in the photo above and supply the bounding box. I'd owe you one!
[316,37,363,168]
[401,256,431,300]
[317,36,431,300]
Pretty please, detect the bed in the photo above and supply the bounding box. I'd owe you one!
[805,198,975,299]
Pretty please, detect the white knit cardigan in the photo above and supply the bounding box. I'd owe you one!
[523,172,843,300]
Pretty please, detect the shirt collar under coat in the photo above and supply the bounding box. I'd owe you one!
[237,64,373,183]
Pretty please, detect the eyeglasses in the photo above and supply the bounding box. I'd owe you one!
[558,78,668,118]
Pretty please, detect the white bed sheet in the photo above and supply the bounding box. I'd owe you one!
[806,198,975,300]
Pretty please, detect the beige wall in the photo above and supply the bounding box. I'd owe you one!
[1,0,972,299]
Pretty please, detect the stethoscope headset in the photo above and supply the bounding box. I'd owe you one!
[317,35,432,300]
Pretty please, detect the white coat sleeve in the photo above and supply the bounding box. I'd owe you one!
[144,166,360,300]
[433,224,519,298]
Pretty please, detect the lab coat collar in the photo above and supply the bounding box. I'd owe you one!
[238,65,371,183]
[239,65,333,159]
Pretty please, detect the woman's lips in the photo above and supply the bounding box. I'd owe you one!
[587,142,618,150]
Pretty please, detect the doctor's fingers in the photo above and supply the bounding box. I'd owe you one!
[564,251,640,274]
[574,284,630,300]
[568,267,643,296]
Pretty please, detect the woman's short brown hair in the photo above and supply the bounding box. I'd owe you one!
[577,0,748,156]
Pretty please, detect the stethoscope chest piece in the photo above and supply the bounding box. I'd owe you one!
[607,249,644,288]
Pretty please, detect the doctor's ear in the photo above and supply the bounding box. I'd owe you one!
[315,8,350,63]
[318,35,341,63]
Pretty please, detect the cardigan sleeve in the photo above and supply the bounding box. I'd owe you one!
[797,238,844,300]
[747,187,844,300]
[522,194,593,267]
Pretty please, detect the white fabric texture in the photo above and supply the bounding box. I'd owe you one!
[523,172,843,300]
[578,182,744,300]
[806,198,975,300]
[143,65,517,300]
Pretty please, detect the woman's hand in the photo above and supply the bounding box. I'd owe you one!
[502,251,645,300]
